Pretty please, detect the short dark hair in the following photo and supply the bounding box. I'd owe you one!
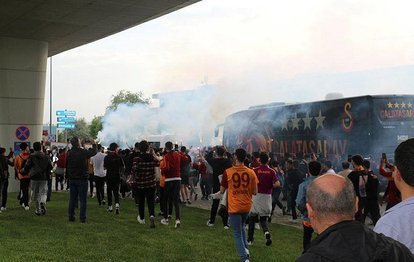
[19,142,28,151]
[259,152,269,164]
[292,159,300,169]
[165,141,173,150]
[235,148,247,162]
[70,137,80,148]
[180,146,186,152]
[216,146,225,157]
[362,160,371,169]
[351,155,364,166]
[394,138,414,186]
[342,161,350,169]
[33,141,42,151]
[252,151,260,158]
[108,142,118,152]
[139,140,149,153]
[308,161,322,176]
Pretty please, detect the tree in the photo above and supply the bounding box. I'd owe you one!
[66,118,92,142]
[106,90,150,111]
[89,115,103,139]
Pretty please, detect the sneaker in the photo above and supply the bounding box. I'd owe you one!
[107,206,113,212]
[254,223,260,230]
[167,215,172,219]
[206,220,214,227]
[265,231,272,246]
[24,206,30,211]
[160,218,169,225]
[102,200,106,205]
[0,206,6,211]
[186,199,191,205]
[137,216,145,224]
[150,216,155,228]
[247,240,253,246]
[115,203,120,215]
[40,203,46,215]
[224,225,230,230]
[21,203,25,208]
[175,219,181,228]
[245,248,250,258]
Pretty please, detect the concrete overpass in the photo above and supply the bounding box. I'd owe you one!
[0,0,199,191]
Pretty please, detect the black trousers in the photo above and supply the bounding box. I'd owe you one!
[209,183,229,226]
[1,179,8,207]
[159,186,172,215]
[55,173,64,191]
[163,180,181,220]
[107,180,120,206]
[94,176,106,204]
[248,215,270,242]
[88,173,94,196]
[137,187,156,219]
[20,179,30,206]
[363,199,381,225]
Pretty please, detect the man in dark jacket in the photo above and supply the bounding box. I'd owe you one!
[296,174,414,262]
[286,159,303,222]
[206,146,232,228]
[347,154,368,222]
[66,137,96,223]
[21,142,52,216]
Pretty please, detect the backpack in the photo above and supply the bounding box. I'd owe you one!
[358,174,367,197]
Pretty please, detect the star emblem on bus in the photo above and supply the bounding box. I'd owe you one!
[315,110,326,129]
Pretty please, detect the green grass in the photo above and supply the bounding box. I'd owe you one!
[0,192,302,261]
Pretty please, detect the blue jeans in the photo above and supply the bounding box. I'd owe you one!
[229,213,249,262]
[68,179,88,222]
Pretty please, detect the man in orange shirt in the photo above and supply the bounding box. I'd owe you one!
[14,142,31,210]
[220,148,258,262]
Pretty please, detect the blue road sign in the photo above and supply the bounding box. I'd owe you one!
[48,134,56,142]
[57,117,76,123]
[56,110,76,116]
[65,111,76,116]
[16,126,30,141]
[57,123,75,129]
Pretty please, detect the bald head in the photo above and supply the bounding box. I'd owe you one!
[307,174,356,221]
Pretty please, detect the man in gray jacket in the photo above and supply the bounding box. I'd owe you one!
[21,142,52,216]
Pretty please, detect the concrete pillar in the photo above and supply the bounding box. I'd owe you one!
[0,37,48,192]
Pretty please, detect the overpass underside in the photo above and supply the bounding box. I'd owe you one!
[0,0,199,192]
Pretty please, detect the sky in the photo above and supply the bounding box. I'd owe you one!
[43,0,414,128]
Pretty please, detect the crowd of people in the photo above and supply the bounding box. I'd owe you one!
[1,137,414,261]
